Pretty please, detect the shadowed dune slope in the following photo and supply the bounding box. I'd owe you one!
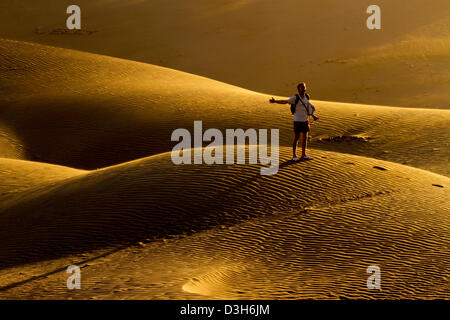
[0,147,448,298]
[1,39,449,176]
[0,0,449,108]
[0,123,24,159]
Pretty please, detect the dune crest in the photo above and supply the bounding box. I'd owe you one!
[0,0,449,301]
[1,0,449,107]
[0,39,448,176]
[0,147,448,299]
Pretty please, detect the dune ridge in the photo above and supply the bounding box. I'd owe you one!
[1,38,449,176]
[0,34,448,299]
[0,147,448,299]
[1,0,449,107]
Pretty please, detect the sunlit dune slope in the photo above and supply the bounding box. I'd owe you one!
[1,0,449,107]
[1,39,449,176]
[0,157,85,198]
[0,147,448,299]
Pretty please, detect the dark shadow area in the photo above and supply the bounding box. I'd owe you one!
[0,154,308,271]
[0,245,125,293]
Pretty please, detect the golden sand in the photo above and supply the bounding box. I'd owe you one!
[1,0,449,108]
[0,0,449,299]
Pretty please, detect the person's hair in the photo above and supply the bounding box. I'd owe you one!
[297,82,306,90]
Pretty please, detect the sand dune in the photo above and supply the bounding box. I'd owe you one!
[0,0,449,108]
[0,147,448,299]
[0,123,24,159]
[0,157,85,198]
[1,39,449,176]
[0,36,448,300]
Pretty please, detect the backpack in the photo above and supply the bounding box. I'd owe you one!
[290,93,310,115]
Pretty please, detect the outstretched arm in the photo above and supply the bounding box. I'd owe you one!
[269,97,289,104]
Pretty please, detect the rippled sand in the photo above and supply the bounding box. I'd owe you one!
[0,38,448,299]
[1,0,450,108]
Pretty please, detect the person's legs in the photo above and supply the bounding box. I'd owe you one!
[292,132,300,157]
[301,131,308,157]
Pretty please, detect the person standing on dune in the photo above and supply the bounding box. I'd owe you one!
[269,82,319,161]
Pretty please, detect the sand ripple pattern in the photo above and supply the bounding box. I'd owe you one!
[0,147,448,299]
[0,39,448,176]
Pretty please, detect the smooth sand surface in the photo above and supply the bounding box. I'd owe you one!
[0,0,449,108]
[0,38,449,299]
